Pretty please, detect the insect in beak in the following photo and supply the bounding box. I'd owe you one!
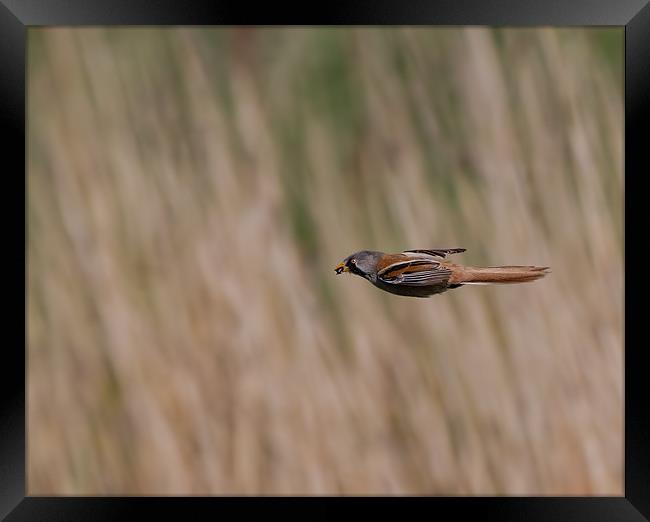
[334,262,349,275]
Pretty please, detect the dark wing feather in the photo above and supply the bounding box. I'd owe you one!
[402,248,466,259]
[378,259,452,287]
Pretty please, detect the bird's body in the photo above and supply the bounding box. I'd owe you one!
[335,248,549,298]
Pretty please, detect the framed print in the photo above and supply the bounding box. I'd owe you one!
[4,0,649,520]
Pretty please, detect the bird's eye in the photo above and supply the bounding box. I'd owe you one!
[351,259,357,264]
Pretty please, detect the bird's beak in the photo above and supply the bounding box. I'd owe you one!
[334,262,349,275]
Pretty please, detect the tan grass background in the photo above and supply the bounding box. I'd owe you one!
[27,27,623,495]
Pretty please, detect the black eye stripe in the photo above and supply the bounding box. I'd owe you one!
[348,263,365,277]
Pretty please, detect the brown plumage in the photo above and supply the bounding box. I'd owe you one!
[335,248,550,298]
[447,265,550,285]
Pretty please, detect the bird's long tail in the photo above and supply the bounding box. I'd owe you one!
[452,265,551,285]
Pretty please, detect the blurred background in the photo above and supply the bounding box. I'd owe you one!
[27,27,623,495]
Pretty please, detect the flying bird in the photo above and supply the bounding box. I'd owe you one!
[334,248,549,298]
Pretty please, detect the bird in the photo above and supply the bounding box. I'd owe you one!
[334,248,550,298]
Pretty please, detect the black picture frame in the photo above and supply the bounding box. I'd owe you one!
[4,1,648,520]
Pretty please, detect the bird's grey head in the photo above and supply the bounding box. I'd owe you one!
[334,250,382,281]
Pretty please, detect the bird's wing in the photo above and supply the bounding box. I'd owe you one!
[378,259,452,286]
[401,248,466,259]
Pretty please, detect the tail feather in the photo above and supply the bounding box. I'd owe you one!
[455,266,550,285]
